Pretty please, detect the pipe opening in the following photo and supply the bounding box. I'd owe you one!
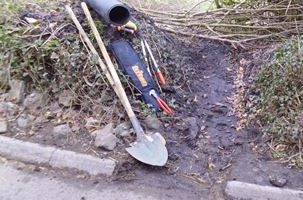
[109,6,130,25]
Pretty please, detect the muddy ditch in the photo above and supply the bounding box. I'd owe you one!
[0,2,303,199]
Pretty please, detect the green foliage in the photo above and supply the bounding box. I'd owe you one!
[0,1,110,111]
[0,26,24,58]
[94,20,105,34]
[1,0,25,14]
[253,36,303,167]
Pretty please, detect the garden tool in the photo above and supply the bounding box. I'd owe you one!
[142,39,166,86]
[111,23,136,34]
[123,20,138,31]
[79,2,168,166]
[112,25,136,34]
[113,20,138,34]
[149,89,173,115]
[140,39,152,76]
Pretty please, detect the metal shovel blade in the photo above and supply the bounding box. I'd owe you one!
[126,133,168,166]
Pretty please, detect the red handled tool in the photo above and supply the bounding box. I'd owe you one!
[149,89,173,115]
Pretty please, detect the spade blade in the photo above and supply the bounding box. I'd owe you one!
[126,133,168,166]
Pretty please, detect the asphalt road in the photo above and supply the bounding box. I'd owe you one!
[0,163,158,200]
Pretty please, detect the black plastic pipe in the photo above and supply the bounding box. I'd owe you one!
[85,0,130,25]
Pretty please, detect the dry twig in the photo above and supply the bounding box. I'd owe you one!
[133,0,303,48]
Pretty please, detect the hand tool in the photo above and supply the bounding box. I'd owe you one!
[79,2,168,166]
[142,39,166,86]
[141,39,152,76]
[149,89,173,115]
[114,20,138,33]
[140,38,162,91]
[123,20,138,31]
[111,24,135,34]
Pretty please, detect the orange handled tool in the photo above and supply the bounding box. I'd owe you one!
[143,40,166,86]
[156,69,166,86]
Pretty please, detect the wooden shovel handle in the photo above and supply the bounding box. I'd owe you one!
[65,5,119,97]
[81,2,145,137]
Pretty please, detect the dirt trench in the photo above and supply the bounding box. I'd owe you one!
[108,37,238,199]
[109,34,303,199]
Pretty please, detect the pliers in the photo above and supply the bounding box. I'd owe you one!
[149,89,173,115]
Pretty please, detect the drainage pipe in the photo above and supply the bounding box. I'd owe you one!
[85,0,130,25]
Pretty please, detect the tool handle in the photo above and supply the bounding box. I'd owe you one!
[65,5,118,97]
[156,98,173,115]
[156,70,166,85]
[144,40,166,86]
[66,5,143,132]
[81,2,145,138]
[124,20,137,31]
[116,26,135,34]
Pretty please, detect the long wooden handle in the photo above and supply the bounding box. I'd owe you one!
[65,5,119,98]
[80,2,145,137]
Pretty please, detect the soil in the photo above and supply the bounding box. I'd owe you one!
[1,5,303,200]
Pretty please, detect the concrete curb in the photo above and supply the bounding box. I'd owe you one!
[0,135,116,176]
[225,181,303,200]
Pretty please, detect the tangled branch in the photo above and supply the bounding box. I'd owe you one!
[136,0,303,48]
